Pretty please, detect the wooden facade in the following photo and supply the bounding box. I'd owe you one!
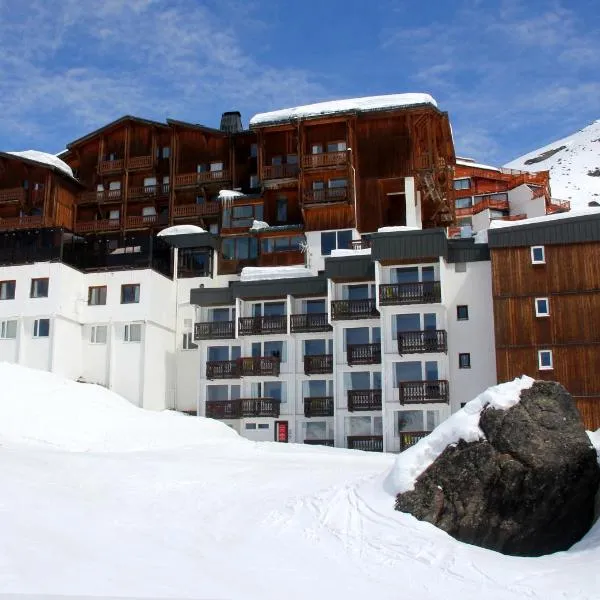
[490,240,600,429]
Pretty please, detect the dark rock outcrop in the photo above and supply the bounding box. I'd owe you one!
[395,381,600,556]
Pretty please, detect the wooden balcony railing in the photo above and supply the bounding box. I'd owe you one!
[398,380,449,405]
[125,215,158,229]
[127,155,153,170]
[206,360,240,380]
[206,398,281,419]
[0,215,44,231]
[302,151,348,169]
[290,313,332,333]
[304,396,334,418]
[399,431,429,451]
[172,203,221,218]
[303,354,333,375]
[379,282,441,306]
[347,435,383,452]
[302,187,349,205]
[0,188,25,204]
[500,214,527,221]
[397,330,447,355]
[331,299,379,320]
[262,164,299,180]
[347,389,382,412]
[74,219,121,233]
[238,356,280,377]
[80,189,123,204]
[194,321,235,340]
[128,184,169,199]
[472,197,510,214]
[304,439,335,447]
[547,198,571,213]
[238,315,287,336]
[347,343,381,366]
[454,206,473,217]
[174,170,230,188]
[99,159,125,173]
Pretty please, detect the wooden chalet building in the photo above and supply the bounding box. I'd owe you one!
[488,211,600,430]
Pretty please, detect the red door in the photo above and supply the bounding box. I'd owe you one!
[275,420,289,443]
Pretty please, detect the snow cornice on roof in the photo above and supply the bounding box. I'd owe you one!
[0,151,81,185]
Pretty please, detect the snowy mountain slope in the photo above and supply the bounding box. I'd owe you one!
[0,363,599,600]
[505,120,600,210]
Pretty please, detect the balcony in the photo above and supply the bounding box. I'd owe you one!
[331,299,379,320]
[302,187,349,206]
[302,152,348,169]
[194,321,235,340]
[379,282,441,306]
[399,431,429,452]
[398,380,449,405]
[174,170,230,188]
[304,439,335,447]
[238,315,287,336]
[347,435,383,452]
[172,203,221,218]
[472,197,510,214]
[347,343,381,366]
[206,398,281,419]
[0,215,44,231]
[127,155,153,170]
[125,215,158,229]
[128,184,169,200]
[206,360,240,380]
[80,189,123,204]
[74,219,121,234]
[303,354,333,375]
[99,158,125,174]
[290,313,332,333]
[397,330,447,355]
[547,198,570,213]
[304,396,334,417]
[0,188,25,204]
[239,356,280,377]
[347,389,382,412]
[262,164,299,180]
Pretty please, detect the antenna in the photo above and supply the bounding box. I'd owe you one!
[299,240,310,268]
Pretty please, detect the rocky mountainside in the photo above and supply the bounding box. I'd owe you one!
[505,120,600,210]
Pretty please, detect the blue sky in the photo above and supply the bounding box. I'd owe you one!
[1,0,599,164]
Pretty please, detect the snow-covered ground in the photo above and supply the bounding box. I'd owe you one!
[506,120,600,210]
[0,363,599,600]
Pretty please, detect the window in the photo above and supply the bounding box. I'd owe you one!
[328,178,347,189]
[182,332,198,350]
[327,141,346,152]
[33,318,50,338]
[320,229,352,255]
[178,249,212,277]
[535,297,550,317]
[454,262,467,273]
[257,423,269,430]
[210,161,224,172]
[531,246,545,264]
[271,156,282,166]
[287,154,298,165]
[221,237,258,260]
[312,180,324,190]
[0,280,15,300]
[109,181,121,191]
[538,349,553,370]
[457,305,469,321]
[261,235,303,254]
[250,143,258,158]
[455,197,473,209]
[109,209,120,221]
[245,423,257,430]
[0,320,17,339]
[142,206,157,217]
[276,196,288,222]
[124,323,142,342]
[311,143,323,154]
[30,278,49,298]
[459,353,471,369]
[90,325,107,344]
[223,203,263,228]
[454,178,471,190]
[249,174,259,188]
[88,286,107,306]
[121,284,140,304]
[161,147,170,159]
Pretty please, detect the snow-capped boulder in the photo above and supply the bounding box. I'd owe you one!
[395,381,600,557]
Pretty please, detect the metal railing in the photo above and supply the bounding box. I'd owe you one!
[290,313,331,333]
[331,299,378,320]
[347,435,383,452]
[303,396,334,417]
[206,398,281,419]
[398,380,449,405]
[194,321,235,340]
[379,282,441,306]
[238,315,287,336]
[303,354,333,375]
[347,389,382,412]
[397,330,447,354]
[347,343,381,365]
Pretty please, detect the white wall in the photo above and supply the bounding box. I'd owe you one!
[508,184,546,218]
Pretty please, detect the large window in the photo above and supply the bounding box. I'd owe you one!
[0,320,17,339]
[0,280,15,300]
[276,196,288,223]
[178,249,212,277]
[121,284,140,304]
[251,340,286,360]
[261,235,303,254]
[223,203,263,229]
[30,278,49,298]
[327,141,347,153]
[320,230,353,255]
[88,286,107,306]
[33,318,50,338]
[304,339,333,356]
[454,178,471,190]
[221,237,258,260]
[455,197,473,209]
[124,323,142,342]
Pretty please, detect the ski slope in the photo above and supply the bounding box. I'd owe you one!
[0,363,598,600]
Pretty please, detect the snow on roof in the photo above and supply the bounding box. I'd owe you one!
[330,248,372,257]
[240,266,313,282]
[385,376,535,495]
[377,225,422,233]
[249,220,270,231]
[456,158,501,172]
[218,190,245,200]
[250,93,437,126]
[489,206,600,230]
[6,150,74,178]
[157,224,206,237]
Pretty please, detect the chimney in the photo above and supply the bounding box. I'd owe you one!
[220,111,243,133]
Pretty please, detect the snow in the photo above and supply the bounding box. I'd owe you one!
[456,158,501,172]
[250,219,270,231]
[505,120,600,210]
[377,225,422,233]
[157,224,206,236]
[1,364,600,599]
[489,206,600,229]
[218,189,245,200]
[250,93,437,126]
[330,247,372,257]
[386,376,535,495]
[6,150,74,178]
[240,265,314,281]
